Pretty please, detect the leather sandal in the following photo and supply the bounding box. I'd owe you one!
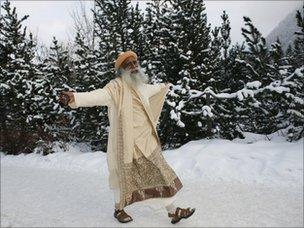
[168,207,196,224]
[114,209,133,223]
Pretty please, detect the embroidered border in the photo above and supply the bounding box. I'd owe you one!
[122,144,183,208]
[124,177,182,208]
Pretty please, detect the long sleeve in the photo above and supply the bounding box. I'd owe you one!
[144,83,166,97]
[68,88,112,109]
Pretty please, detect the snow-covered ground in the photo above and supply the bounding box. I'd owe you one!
[1,132,303,227]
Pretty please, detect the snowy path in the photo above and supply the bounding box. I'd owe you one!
[1,164,302,227]
[1,134,303,227]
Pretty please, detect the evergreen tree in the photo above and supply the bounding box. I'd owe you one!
[142,0,169,83]
[240,17,271,84]
[72,31,109,151]
[152,0,212,147]
[207,12,247,140]
[238,16,281,134]
[237,14,303,139]
[282,5,304,140]
[292,5,304,68]
[0,0,41,154]
[39,37,74,142]
[128,2,146,58]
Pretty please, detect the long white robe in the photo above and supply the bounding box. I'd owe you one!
[69,78,183,209]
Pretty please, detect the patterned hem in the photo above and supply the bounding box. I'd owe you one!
[121,177,183,208]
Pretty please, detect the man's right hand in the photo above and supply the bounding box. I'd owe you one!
[59,91,75,107]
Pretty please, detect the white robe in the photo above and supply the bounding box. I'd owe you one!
[68,82,166,188]
[68,79,182,209]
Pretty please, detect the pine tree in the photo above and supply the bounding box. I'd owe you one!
[238,16,281,134]
[150,0,213,147]
[293,5,304,68]
[142,0,169,83]
[266,38,291,133]
[240,16,271,84]
[39,37,74,142]
[282,5,304,140]
[237,14,303,139]
[0,0,41,154]
[128,2,146,58]
[72,31,109,151]
[206,12,247,140]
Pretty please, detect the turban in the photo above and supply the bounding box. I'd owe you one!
[115,51,138,70]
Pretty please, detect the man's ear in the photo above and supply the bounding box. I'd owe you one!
[116,68,122,76]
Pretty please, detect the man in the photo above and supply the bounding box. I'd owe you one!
[59,51,195,224]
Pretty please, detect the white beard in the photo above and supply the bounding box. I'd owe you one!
[120,67,149,88]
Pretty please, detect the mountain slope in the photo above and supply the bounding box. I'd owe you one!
[266,5,302,51]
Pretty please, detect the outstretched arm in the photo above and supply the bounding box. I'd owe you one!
[59,88,112,109]
[145,82,173,97]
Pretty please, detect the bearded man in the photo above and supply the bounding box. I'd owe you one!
[59,51,195,224]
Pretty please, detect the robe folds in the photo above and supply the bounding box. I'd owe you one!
[69,77,183,209]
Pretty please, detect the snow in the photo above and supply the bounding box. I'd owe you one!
[1,133,303,227]
[264,82,290,94]
[287,109,304,118]
[190,87,255,101]
[0,83,10,89]
[202,105,213,117]
[285,93,304,105]
[16,93,24,99]
[237,90,244,101]
[246,81,262,89]
[170,110,185,128]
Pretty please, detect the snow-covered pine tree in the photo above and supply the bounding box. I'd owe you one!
[238,16,283,135]
[39,37,75,142]
[266,38,292,134]
[128,2,146,59]
[195,25,222,138]
[281,5,304,140]
[292,5,304,68]
[204,12,247,140]
[240,16,271,84]
[282,66,304,141]
[237,14,303,139]
[0,0,42,154]
[208,26,222,92]
[142,0,169,83]
[153,0,212,147]
[72,31,109,151]
[217,42,249,139]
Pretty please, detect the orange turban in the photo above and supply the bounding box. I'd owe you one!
[115,51,138,70]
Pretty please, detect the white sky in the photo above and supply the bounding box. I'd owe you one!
[2,0,302,46]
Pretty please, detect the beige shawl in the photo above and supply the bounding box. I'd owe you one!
[104,77,169,164]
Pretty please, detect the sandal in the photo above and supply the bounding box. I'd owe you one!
[168,207,196,224]
[114,209,133,223]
